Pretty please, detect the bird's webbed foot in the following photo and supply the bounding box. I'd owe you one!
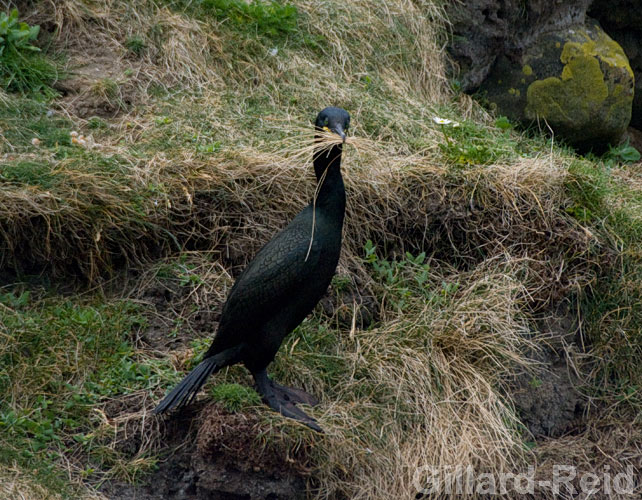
[269,379,319,406]
[253,369,323,432]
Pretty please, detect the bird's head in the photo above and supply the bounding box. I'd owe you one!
[315,107,350,143]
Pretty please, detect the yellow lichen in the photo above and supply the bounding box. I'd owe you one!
[526,78,568,119]
[526,56,608,121]
[613,84,624,97]
[522,64,533,76]
[525,27,632,126]
[560,31,633,79]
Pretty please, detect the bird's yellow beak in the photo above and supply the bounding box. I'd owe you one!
[322,125,346,143]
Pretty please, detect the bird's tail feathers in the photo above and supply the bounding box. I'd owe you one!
[153,345,244,414]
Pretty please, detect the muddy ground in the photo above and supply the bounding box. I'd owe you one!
[102,404,308,500]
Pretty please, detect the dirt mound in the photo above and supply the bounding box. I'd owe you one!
[103,404,308,500]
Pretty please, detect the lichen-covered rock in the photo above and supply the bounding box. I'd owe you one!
[590,1,642,128]
[480,22,634,151]
[446,0,591,91]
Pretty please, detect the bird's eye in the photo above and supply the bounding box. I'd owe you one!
[323,118,329,126]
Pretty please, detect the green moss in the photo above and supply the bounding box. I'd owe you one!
[210,383,262,412]
[606,91,633,125]
[526,36,630,129]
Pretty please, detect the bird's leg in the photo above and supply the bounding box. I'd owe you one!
[253,369,323,432]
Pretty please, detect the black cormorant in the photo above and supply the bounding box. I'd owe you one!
[153,107,351,431]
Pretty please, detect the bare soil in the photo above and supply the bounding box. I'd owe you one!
[510,304,587,438]
[102,403,308,500]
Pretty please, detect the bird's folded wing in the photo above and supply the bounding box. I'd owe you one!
[218,216,321,328]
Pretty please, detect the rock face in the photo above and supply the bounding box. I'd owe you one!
[590,0,642,128]
[447,0,642,150]
[479,22,634,152]
[446,0,591,92]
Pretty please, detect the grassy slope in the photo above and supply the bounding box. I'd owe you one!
[1,0,642,498]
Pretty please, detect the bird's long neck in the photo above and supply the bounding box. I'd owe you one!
[313,142,346,219]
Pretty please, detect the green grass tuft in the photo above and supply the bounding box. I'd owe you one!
[564,159,610,223]
[200,0,298,38]
[125,35,147,56]
[210,383,262,411]
[0,289,174,493]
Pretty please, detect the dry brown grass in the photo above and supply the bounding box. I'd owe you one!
[0,464,106,500]
[2,0,455,280]
[38,0,222,87]
[290,261,538,499]
[533,421,642,499]
[2,1,635,499]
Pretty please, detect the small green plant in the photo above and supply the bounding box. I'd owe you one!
[0,9,40,56]
[155,115,173,126]
[90,78,128,112]
[91,78,119,99]
[604,142,641,165]
[153,255,206,286]
[0,9,58,95]
[364,240,458,311]
[177,261,205,286]
[331,274,352,292]
[196,141,221,153]
[494,115,511,131]
[88,116,108,130]
[529,377,543,389]
[124,35,146,56]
